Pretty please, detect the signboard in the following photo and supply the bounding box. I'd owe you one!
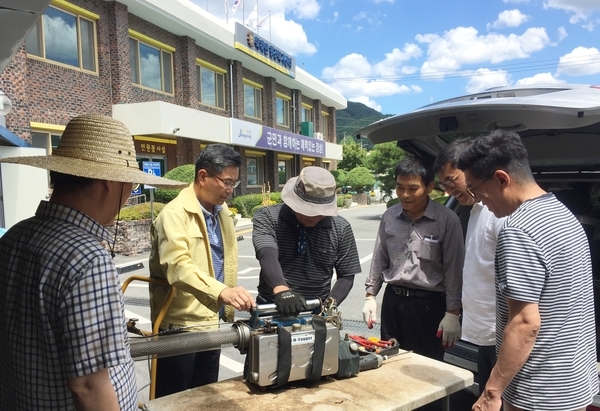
[142,161,161,190]
[231,118,325,158]
[234,23,296,78]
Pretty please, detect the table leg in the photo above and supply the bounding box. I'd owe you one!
[443,395,450,411]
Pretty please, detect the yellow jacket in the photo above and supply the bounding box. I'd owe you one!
[149,184,238,329]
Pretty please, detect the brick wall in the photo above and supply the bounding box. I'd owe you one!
[106,219,152,256]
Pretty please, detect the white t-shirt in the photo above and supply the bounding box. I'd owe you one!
[461,202,505,346]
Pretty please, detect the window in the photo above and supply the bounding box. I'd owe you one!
[320,111,330,138]
[246,155,264,186]
[26,3,98,72]
[31,132,61,155]
[197,60,225,109]
[129,30,174,94]
[301,104,313,123]
[243,80,262,119]
[276,93,290,127]
[278,157,292,185]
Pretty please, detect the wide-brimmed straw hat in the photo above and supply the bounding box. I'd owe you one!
[281,166,338,217]
[0,114,186,188]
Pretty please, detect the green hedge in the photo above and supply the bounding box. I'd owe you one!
[119,202,166,220]
[154,164,195,203]
[231,192,283,218]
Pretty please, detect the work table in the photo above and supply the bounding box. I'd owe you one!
[142,350,474,411]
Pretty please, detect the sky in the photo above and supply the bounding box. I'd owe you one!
[190,0,600,116]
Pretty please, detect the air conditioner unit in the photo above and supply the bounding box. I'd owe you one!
[313,132,323,140]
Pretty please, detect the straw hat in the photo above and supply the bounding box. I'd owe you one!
[281,166,338,217]
[0,114,186,188]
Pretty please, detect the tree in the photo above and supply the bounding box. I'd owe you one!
[154,164,195,203]
[338,140,367,171]
[330,169,347,188]
[345,166,376,193]
[363,142,406,193]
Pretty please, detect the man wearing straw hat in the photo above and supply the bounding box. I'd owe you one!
[0,114,185,410]
[252,166,361,316]
[149,144,255,398]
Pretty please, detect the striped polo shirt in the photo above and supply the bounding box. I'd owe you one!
[253,203,361,302]
[496,193,598,410]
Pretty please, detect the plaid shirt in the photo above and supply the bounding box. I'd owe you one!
[0,201,137,410]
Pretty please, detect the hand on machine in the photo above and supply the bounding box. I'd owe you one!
[273,289,307,317]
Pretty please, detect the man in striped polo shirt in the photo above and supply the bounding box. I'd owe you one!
[253,166,361,316]
[457,130,598,411]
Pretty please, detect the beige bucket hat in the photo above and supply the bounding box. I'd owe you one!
[281,166,338,217]
[0,114,186,188]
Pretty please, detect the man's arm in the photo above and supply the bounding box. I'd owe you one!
[473,299,541,411]
[154,208,227,311]
[68,369,119,411]
[330,222,361,304]
[252,208,288,292]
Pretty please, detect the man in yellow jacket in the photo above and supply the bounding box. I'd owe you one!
[149,144,254,398]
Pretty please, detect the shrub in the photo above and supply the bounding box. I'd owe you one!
[119,202,166,220]
[336,195,344,208]
[154,164,195,203]
[330,169,347,188]
[386,197,400,208]
[232,193,283,218]
[345,166,376,193]
[228,206,238,215]
[344,194,352,200]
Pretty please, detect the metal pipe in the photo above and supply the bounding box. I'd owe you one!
[252,298,321,316]
[129,326,241,361]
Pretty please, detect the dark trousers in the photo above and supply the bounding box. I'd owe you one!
[381,284,447,362]
[477,344,497,395]
[155,349,221,398]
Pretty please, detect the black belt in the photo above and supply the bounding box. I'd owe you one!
[390,285,444,299]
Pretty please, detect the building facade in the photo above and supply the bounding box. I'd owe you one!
[0,0,346,197]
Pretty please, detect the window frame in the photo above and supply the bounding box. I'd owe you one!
[25,1,99,73]
[129,29,175,95]
[276,92,291,128]
[301,103,313,123]
[243,79,263,120]
[246,151,266,187]
[197,59,226,109]
[320,111,330,138]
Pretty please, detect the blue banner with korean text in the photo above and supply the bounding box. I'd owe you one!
[231,118,325,157]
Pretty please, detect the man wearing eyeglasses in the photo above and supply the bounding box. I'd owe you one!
[362,156,465,363]
[149,144,255,398]
[458,131,597,411]
[434,139,506,396]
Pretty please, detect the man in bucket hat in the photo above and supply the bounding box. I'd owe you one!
[253,166,361,316]
[0,114,184,411]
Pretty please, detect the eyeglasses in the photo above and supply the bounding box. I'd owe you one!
[466,172,495,198]
[206,171,241,189]
[438,171,463,192]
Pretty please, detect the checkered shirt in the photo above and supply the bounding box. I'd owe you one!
[0,201,137,410]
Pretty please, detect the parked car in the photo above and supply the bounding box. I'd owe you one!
[356,84,600,408]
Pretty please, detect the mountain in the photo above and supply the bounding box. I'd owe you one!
[335,101,394,147]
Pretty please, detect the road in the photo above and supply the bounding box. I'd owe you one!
[119,203,477,409]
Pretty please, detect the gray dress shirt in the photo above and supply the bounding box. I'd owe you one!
[366,199,464,311]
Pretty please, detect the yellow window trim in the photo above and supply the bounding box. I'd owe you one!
[302,157,316,162]
[322,160,331,163]
[278,154,293,160]
[196,58,227,74]
[133,136,177,145]
[129,29,176,53]
[245,150,266,156]
[30,122,66,133]
[242,78,263,89]
[52,0,99,20]
[321,111,329,116]
[301,103,313,109]
[276,92,291,101]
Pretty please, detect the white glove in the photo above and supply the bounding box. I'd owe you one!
[437,312,461,348]
[362,296,377,329]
